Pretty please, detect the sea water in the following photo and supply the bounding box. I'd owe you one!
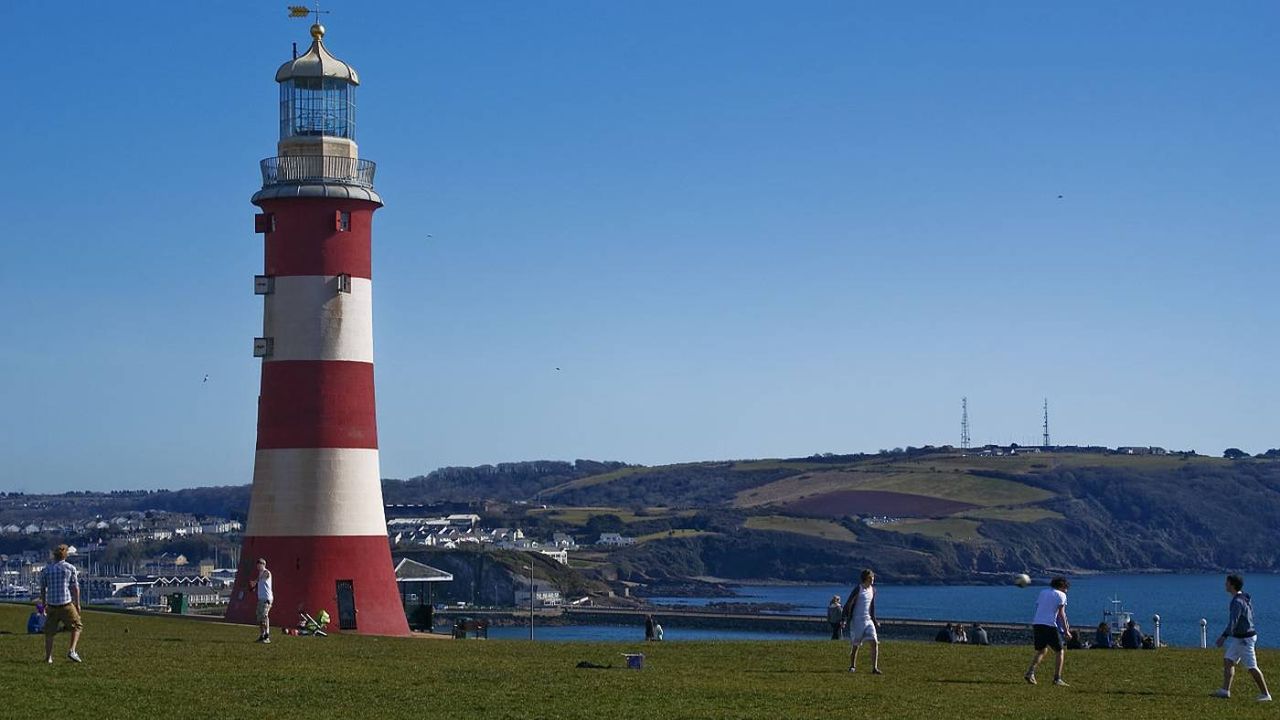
[488,573,1280,646]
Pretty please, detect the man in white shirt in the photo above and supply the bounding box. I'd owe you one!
[249,558,273,644]
[1025,576,1071,686]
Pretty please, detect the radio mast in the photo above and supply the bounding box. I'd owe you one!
[1042,398,1051,448]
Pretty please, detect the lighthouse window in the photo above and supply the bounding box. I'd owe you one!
[337,273,352,294]
[336,211,351,231]
[279,77,356,140]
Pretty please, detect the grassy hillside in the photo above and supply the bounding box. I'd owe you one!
[2,605,1276,720]
[513,451,1280,583]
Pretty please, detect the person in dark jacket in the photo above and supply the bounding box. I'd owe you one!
[935,623,954,643]
[827,595,844,640]
[1213,574,1271,701]
[644,614,656,642]
[1121,620,1143,649]
[1093,621,1114,649]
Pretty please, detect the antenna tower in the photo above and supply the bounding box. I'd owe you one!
[1042,398,1050,448]
[961,397,971,450]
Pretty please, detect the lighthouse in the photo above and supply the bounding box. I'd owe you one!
[226,21,409,636]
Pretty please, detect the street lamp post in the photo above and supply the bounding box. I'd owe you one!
[523,563,535,641]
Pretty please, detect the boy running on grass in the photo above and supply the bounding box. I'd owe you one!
[1213,574,1271,701]
[1025,576,1070,687]
[843,569,881,674]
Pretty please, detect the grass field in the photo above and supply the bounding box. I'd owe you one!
[743,515,859,543]
[528,506,696,525]
[878,518,985,541]
[735,469,1054,509]
[957,506,1065,523]
[3,605,1277,719]
[632,529,719,543]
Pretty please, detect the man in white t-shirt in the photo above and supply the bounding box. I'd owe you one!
[249,558,273,644]
[842,568,881,674]
[1024,576,1071,687]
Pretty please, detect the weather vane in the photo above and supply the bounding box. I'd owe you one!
[287,3,330,24]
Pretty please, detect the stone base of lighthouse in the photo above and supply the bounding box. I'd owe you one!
[226,535,409,636]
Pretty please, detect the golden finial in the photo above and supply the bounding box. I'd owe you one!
[311,23,325,40]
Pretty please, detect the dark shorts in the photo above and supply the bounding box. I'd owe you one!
[1033,624,1063,652]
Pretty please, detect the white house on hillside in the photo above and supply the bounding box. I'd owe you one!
[597,533,635,547]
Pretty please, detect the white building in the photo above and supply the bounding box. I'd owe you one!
[597,533,636,547]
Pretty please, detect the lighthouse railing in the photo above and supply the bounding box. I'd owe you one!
[259,156,376,188]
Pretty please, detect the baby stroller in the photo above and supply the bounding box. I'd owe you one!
[297,609,331,637]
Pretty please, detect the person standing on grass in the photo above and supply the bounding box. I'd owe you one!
[827,595,844,640]
[842,569,881,674]
[1213,574,1271,702]
[39,544,83,663]
[248,558,273,644]
[1024,576,1070,687]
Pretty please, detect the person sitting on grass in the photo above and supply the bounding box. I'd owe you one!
[935,623,954,643]
[1121,620,1143,649]
[953,624,968,644]
[1093,621,1114,649]
[27,602,46,635]
[971,623,990,646]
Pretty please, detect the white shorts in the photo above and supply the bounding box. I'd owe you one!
[849,621,878,647]
[1224,636,1258,670]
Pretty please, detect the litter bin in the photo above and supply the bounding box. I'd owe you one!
[168,593,188,614]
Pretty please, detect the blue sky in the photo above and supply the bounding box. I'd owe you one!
[1,1,1276,491]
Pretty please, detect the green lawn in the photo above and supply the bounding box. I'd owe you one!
[2,605,1275,719]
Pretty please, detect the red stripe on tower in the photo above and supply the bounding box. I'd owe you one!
[256,361,378,450]
[226,20,409,636]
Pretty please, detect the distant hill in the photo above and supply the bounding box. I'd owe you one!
[6,449,1280,584]
[484,449,1280,583]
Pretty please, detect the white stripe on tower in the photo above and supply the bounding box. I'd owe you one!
[263,276,374,362]
[246,448,386,536]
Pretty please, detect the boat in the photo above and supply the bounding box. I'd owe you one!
[1101,596,1134,639]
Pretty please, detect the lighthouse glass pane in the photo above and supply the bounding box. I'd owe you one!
[279,78,356,140]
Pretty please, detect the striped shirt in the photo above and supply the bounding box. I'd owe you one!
[40,560,79,606]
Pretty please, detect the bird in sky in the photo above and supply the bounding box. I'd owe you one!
[203,374,209,383]
[1057,195,1064,199]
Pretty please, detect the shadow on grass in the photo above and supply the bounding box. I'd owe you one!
[932,679,1023,686]
[743,669,873,675]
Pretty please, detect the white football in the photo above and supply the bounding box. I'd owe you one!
[1014,573,1032,587]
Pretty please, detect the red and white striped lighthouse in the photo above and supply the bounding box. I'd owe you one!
[226,21,408,636]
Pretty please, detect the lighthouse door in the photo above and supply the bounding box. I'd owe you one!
[335,580,357,630]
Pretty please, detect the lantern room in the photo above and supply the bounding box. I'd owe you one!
[274,23,360,159]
